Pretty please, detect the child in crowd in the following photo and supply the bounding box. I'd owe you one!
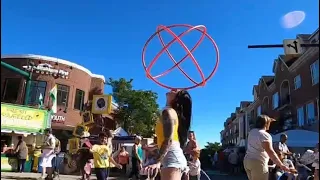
[188,150,201,180]
[91,132,122,180]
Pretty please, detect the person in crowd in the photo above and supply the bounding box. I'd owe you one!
[275,134,292,160]
[78,131,93,180]
[212,151,219,169]
[14,136,28,173]
[144,90,191,180]
[188,150,201,180]
[140,148,158,179]
[238,148,246,173]
[117,146,129,175]
[39,128,56,180]
[243,115,290,180]
[129,136,143,180]
[105,130,114,177]
[2,144,8,154]
[91,132,122,180]
[184,131,199,161]
[275,153,297,180]
[313,143,319,180]
[218,150,225,172]
[228,149,239,174]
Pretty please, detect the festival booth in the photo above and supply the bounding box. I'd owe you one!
[272,129,319,154]
[1,103,50,172]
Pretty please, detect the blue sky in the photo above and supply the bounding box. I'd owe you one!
[2,0,319,148]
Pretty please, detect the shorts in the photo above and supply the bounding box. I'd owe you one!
[161,142,187,171]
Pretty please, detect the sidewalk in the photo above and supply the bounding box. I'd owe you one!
[1,172,127,180]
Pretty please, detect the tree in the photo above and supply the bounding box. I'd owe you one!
[107,78,159,137]
[202,142,222,155]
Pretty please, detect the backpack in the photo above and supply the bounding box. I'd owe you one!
[54,137,61,154]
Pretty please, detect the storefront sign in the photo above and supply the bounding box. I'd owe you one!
[22,63,69,78]
[1,103,49,133]
[51,114,66,124]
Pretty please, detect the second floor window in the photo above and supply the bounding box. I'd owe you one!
[306,102,315,124]
[57,84,70,106]
[74,89,85,110]
[310,60,319,85]
[294,75,302,90]
[28,81,47,105]
[297,106,305,126]
[273,92,279,109]
[257,106,262,116]
[2,78,21,103]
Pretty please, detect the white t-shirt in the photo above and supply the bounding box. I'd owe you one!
[277,142,289,153]
[189,159,201,176]
[245,128,272,166]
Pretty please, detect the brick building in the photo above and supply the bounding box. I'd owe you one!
[1,54,117,150]
[221,29,319,147]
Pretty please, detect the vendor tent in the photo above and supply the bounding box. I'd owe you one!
[112,127,129,137]
[272,129,319,147]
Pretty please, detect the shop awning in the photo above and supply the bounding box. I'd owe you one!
[1,129,33,136]
[272,129,319,148]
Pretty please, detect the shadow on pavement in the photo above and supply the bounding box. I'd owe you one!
[1,176,37,180]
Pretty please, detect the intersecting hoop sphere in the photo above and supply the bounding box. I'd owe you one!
[142,24,220,90]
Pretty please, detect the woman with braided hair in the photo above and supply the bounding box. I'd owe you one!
[145,89,192,180]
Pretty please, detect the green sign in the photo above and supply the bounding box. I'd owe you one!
[1,103,49,133]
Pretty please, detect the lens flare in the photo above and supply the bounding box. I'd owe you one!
[281,11,306,29]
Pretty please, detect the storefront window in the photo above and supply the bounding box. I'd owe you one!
[28,80,47,105]
[2,78,21,103]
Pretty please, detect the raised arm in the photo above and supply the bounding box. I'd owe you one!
[155,109,174,163]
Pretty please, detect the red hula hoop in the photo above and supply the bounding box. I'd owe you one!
[142,24,220,90]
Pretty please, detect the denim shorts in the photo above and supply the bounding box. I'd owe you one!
[161,142,188,171]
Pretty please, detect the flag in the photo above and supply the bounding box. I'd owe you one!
[50,85,57,113]
[38,93,44,109]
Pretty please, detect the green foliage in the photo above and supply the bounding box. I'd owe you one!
[107,78,159,137]
[202,142,222,155]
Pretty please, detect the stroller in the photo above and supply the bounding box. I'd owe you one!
[295,150,316,180]
[277,152,315,180]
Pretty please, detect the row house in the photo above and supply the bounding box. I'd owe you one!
[221,28,319,146]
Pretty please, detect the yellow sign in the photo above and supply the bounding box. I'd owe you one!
[68,138,80,154]
[92,95,112,114]
[1,157,17,171]
[1,103,48,133]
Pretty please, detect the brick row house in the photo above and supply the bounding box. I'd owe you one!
[221,29,319,147]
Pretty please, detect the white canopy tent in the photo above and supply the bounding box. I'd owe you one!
[272,129,319,148]
[112,127,129,137]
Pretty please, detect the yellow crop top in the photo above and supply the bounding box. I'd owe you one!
[155,109,180,148]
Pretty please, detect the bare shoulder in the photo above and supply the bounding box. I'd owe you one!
[162,107,178,122]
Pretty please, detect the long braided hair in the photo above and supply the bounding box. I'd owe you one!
[171,90,192,149]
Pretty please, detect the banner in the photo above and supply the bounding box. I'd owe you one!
[1,103,49,133]
[92,95,112,114]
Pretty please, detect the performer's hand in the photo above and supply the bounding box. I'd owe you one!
[146,162,161,171]
[146,162,160,178]
[116,163,122,169]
